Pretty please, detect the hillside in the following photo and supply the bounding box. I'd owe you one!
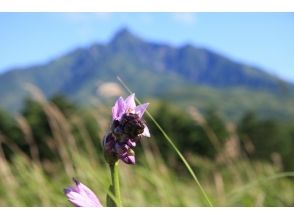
[0,28,293,119]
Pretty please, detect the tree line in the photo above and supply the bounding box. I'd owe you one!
[0,95,293,172]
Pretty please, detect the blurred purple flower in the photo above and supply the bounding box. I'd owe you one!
[64,178,102,207]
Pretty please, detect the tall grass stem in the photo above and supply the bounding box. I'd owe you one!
[117,76,213,207]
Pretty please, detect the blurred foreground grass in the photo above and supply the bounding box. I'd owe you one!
[0,91,293,206]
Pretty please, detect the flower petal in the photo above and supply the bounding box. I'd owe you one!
[116,145,136,164]
[124,93,136,110]
[135,103,149,119]
[112,97,126,120]
[127,140,136,148]
[64,178,102,207]
[77,182,102,207]
[121,155,135,164]
[142,125,150,137]
[64,190,99,207]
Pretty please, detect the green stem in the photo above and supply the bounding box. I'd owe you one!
[109,161,122,207]
[117,76,213,207]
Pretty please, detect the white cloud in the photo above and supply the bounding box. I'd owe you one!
[172,13,197,25]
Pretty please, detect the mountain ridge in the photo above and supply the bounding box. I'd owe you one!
[0,28,293,119]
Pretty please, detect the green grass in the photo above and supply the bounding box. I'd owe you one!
[0,93,294,206]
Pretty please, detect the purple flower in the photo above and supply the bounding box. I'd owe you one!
[64,178,102,207]
[103,133,136,165]
[112,93,150,137]
[103,93,151,165]
[115,141,136,164]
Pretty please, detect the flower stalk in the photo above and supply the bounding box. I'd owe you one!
[104,93,150,207]
[109,160,122,207]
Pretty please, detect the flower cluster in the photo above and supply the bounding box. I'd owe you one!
[103,93,150,165]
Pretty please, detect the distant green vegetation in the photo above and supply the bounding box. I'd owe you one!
[1,28,293,120]
[0,95,293,206]
[160,85,294,121]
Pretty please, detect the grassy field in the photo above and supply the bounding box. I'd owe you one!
[0,93,293,206]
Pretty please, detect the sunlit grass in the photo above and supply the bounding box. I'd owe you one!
[0,87,293,206]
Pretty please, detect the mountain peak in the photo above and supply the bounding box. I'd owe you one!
[110,28,143,45]
[113,27,133,37]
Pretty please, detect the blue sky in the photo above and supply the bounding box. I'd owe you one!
[0,13,293,82]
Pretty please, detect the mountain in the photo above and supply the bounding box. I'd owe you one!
[0,28,293,119]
